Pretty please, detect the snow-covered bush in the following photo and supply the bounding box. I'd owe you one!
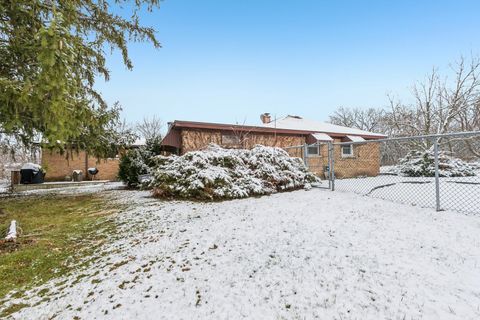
[380,165,400,175]
[397,149,476,177]
[150,144,320,200]
[470,162,480,176]
[471,162,480,169]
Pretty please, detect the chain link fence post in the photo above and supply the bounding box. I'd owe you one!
[303,143,308,167]
[327,142,331,190]
[433,137,441,211]
[329,142,335,191]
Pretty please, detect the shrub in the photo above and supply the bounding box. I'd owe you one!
[144,136,163,159]
[118,137,165,188]
[150,144,320,200]
[398,148,476,177]
[118,148,150,188]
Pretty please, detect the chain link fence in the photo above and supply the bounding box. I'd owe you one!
[331,132,480,214]
[282,131,480,214]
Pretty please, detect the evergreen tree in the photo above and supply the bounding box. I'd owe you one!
[0,0,160,157]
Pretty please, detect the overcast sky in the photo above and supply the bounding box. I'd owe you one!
[96,0,480,127]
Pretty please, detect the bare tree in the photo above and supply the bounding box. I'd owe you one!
[329,107,355,128]
[228,118,255,149]
[388,57,480,136]
[329,107,387,133]
[386,56,480,156]
[458,99,480,157]
[328,56,480,162]
[136,116,164,141]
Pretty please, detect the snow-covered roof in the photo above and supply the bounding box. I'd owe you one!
[311,133,334,141]
[132,138,146,147]
[263,115,386,138]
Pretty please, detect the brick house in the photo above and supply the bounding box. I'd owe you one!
[40,114,386,181]
[161,114,387,178]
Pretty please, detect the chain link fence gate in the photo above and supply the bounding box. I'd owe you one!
[283,142,333,189]
[331,131,480,214]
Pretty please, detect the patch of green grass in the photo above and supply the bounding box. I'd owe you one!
[0,194,120,304]
[0,303,30,316]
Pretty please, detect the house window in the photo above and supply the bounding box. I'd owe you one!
[221,133,241,147]
[341,144,354,157]
[307,145,319,156]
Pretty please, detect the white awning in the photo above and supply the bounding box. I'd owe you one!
[345,135,365,142]
[311,133,333,141]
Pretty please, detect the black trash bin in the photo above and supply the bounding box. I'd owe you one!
[32,171,45,183]
[20,169,35,184]
[20,163,45,184]
[88,167,99,180]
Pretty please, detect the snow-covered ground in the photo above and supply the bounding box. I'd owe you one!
[0,179,9,193]
[2,188,480,319]
[335,174,480,214]
[19,181,125,195]
[0,181,125,198]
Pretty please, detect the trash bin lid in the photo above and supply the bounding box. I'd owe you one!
[21,163,41,172]
[88,167,99,174]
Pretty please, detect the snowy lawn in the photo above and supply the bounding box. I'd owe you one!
[2,188,480,319]
[335,174,480,213]
[0,181,124,198]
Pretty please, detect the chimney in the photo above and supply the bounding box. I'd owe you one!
[260,113,271,124]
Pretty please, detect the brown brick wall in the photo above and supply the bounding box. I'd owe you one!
[180,129,305,156]
[332,141,380,178]
[279,141,380,179]
[244,133,305,152]
[180,129,222,153]
[88,157,120,181]
[41,149,119,181]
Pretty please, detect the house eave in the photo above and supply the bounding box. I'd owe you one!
[165,120,387,140]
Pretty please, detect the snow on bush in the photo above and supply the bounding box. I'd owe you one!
[380,165,400,175]
[150,144,320,200]
[397,148,476,177]
[471,162,480,169]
